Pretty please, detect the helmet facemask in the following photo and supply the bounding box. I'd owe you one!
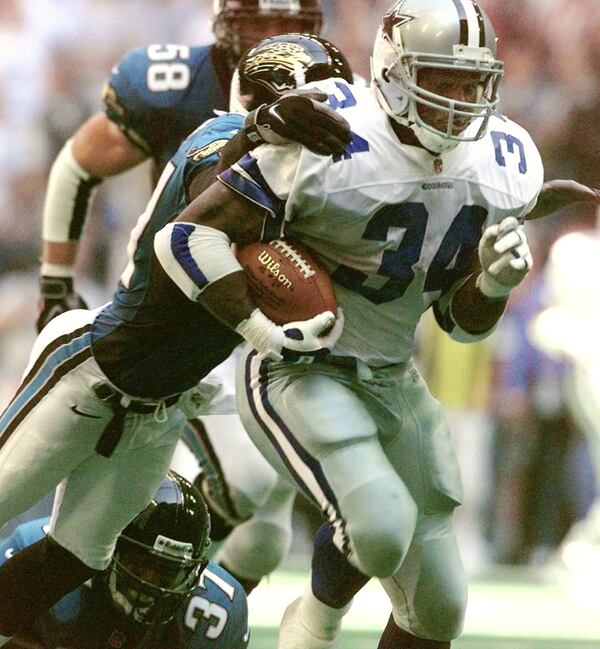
[371,0,504,153]
[213,0,323,63]
[106,535,208,625]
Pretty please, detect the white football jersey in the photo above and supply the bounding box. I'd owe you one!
[222,79,544,365]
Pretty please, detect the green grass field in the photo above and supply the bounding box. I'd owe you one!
[245,569,600,648]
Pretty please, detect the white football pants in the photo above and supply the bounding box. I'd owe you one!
[236,346,468,641]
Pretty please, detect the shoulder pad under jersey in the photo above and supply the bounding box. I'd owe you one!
[475,114,544,217]
[178,562,249,648]
[176,112,244,187]
[103,44,227,158]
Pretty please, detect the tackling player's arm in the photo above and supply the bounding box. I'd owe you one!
[154,173,342,362]
[525,178,600,220]
[214,90,351,175]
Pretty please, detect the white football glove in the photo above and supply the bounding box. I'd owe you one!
[236,309,344,363]
[477,217,533,299]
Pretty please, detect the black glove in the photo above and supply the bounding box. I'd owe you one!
[243,90,351,157]
[37,276,88,333]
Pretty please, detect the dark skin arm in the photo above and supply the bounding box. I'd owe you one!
[451,272,507,334]
[448,250,507,334]
[176,176,266,330]
[183,129,255,203]
[525,179,600,220]
[214,131,256,176]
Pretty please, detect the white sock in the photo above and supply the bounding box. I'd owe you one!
[297,580,352,638]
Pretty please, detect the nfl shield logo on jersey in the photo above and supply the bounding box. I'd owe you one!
[433,158,443,174]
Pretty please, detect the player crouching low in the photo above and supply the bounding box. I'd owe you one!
[0,472,250,649]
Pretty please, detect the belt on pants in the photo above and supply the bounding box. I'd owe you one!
[323,355,361,370]
[322,355,399,379]
[92,382,181,458]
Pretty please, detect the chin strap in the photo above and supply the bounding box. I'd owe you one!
[410,123,461,155]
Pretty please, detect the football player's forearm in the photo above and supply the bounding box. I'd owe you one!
[41,138,101,268]
[198,271,258,329]
[214,131,255,175]
[41,241,78,270]
[41,114,147,268]
[450,272,507,334]
[154,182,265,326]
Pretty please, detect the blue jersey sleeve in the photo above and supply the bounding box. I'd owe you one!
[177,562,249,649]
[0,518,49,564]
[177,112,244,191]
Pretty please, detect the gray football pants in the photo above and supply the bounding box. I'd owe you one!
[236,346,468,641]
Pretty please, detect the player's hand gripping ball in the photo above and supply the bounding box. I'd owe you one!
[237,238,337,325]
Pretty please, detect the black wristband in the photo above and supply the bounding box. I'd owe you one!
[40,276,74,299]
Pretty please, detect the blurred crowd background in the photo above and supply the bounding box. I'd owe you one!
[1,0,599,574]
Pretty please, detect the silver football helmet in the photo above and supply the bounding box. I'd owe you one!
[371,0,504,153]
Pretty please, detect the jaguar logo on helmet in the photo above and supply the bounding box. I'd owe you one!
[244,42,314,91]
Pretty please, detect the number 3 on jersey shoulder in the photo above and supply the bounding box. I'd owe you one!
[327,82,370,163]
[491,131,527,174]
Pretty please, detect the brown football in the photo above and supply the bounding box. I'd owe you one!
[237,238,337,325]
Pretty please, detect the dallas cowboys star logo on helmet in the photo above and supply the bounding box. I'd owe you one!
[382,1,416,41]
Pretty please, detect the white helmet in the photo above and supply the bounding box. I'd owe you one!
[371,0,503,153]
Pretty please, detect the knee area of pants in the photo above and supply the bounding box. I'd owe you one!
[348,504,417,576]
[342,482,418,578]
[413,590,467,640]
[351,527,408,578]
[234,466,279,508]
[219,521,292,578]
[249,522,292,574]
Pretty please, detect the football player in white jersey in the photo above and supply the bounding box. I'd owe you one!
[149,0,543,647]
[134,1,584,648]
